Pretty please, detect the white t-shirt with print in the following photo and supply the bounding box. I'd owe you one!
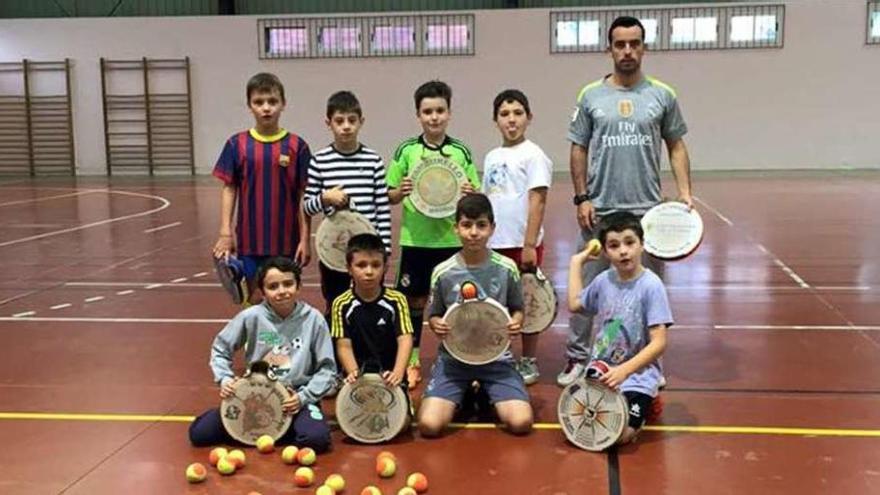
[482,139,553,249]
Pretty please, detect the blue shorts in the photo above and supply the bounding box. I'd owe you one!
[240,255,271,283]
[423,353,529,406]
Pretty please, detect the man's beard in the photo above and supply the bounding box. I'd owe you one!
[615,59,640,75]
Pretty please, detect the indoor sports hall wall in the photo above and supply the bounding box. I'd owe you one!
[0,0,877,174]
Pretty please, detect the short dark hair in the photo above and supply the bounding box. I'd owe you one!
[246,72,285,103]
[326,90,362,119]
[345,233,387,265]
[598,211,644,245]
[608,16,645,45]
[256,256,301,290]
[414,80,452,111]
[492,89,531,119]
[455,193,494,224]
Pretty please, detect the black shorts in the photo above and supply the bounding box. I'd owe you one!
[318,261,352,314]
[623,391,653,430]
[395,246,459,298]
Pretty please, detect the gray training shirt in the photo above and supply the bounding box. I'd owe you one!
[567,75,688,216]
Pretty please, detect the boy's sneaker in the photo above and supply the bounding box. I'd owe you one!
[518,357,540,386]
[647,394,664,423]
[213,255,248,305]
[556,360,586,387]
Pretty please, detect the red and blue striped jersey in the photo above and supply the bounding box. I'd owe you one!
[212,128,312,257]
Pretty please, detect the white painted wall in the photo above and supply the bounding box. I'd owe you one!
[0,0,877,174]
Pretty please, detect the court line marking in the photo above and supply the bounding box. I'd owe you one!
[1,316,879,331]
[0,190,171,249]
[694,196,810,289]
[143,221,182,233]
[0,190,104,208]
[50,303,71,310]
[64,281,323,288]
[83,296,104,303]
[0,412,876,438]
[11,311,35,317]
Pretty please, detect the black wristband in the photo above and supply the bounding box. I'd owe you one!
[572,194,590,206]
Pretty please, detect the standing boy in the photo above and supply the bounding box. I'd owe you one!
[304,91,392,314]
[212,73,312,306]
[386,80,480,388]
[482,89,553,385]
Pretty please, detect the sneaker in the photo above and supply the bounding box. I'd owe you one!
[518,357,540,386]
[213,255,248,305]
[647,394,664,423]
[556,360,586,387]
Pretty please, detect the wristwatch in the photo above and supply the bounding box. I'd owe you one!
[572,194,590,206]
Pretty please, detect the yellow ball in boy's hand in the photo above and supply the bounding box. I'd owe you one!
[586,238,602,256]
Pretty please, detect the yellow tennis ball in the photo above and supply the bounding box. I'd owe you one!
[296,447,317,466]
[586,238,602,256]
[294,466,315,487]
[315,485,335,495]
[216,456,236,475]
[256,435,275,453]
[361,487,383,495]
[406,472,429,493]
[227,449,246,468]
[377,450,396,461]
[281,445,299,464]
[185,462,207,483]
[325,473,346,491]
[398,488,417,495]
[376,456,396,478]
[208,447,228,466]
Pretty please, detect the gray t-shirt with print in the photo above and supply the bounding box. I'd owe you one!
[567,75,688,216]
[429,251,523,362]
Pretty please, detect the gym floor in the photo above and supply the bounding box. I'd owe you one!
[0,171,878,494]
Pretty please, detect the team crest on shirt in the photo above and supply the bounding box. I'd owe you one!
[617,99,634,118]
[279,154,290,167]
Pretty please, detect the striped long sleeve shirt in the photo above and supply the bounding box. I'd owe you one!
[303,144,392,252]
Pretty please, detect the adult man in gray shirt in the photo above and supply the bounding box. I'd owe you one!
[559,15,693,386]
